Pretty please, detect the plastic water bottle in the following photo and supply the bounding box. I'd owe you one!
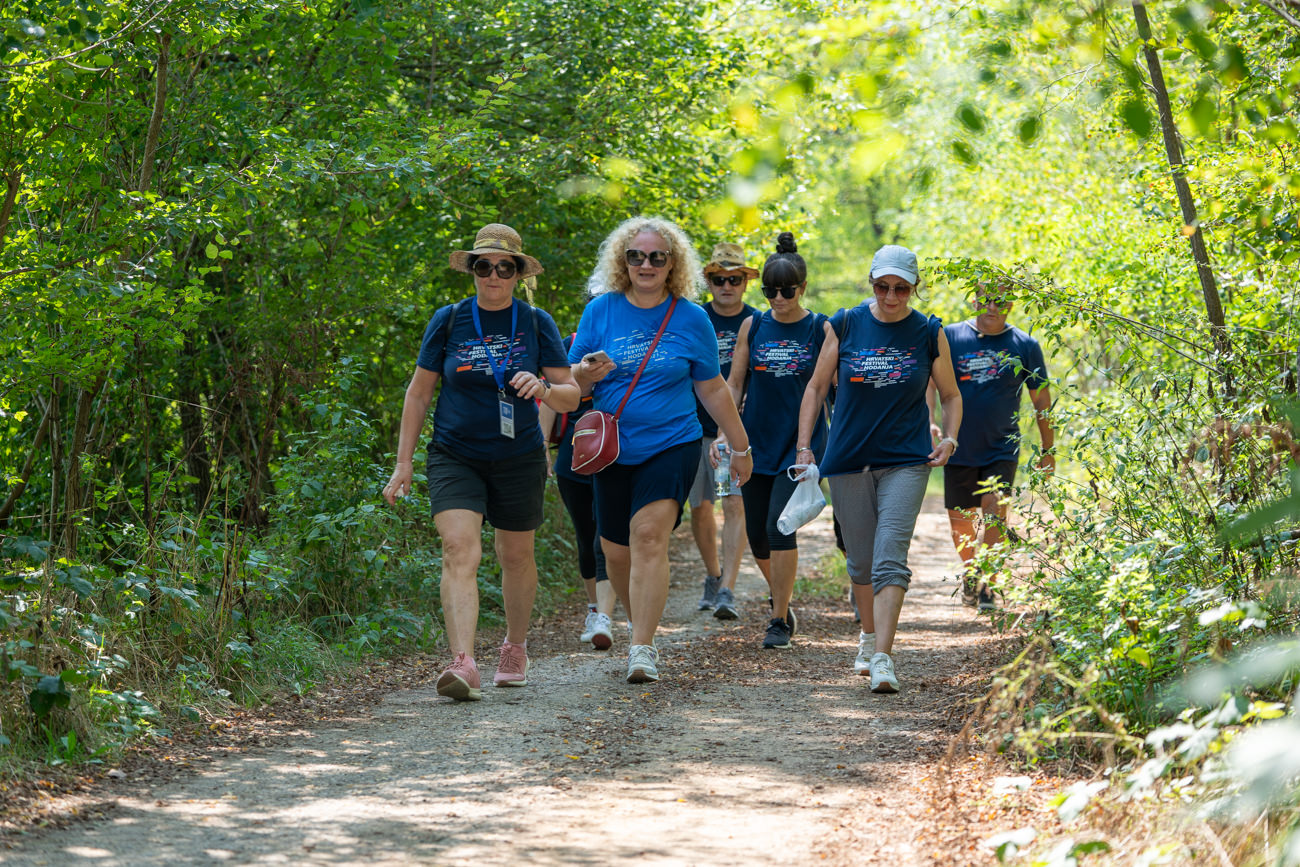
[714,443,731,498]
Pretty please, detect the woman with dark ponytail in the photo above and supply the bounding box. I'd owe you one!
[721,232,831,650]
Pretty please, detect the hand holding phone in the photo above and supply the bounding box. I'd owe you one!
[583,350,614,366]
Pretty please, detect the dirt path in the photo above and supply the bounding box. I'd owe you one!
[2,495,1014,866]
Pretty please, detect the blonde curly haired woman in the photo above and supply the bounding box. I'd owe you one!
[569,217,752,684]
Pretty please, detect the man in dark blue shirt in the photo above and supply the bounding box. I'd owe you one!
[689,244,758,619]
[929,287,1054,611]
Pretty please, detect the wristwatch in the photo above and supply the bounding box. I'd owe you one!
[939,436,958,453]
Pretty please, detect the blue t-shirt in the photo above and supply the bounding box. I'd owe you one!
[554,333,595,483]
[742,310,829,476]
[568,292,720,465]
[945,320,1049,466]
[417,298,568,461]
[821,304,942,476]
[696,301,759,437]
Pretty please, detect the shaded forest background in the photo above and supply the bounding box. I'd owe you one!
[2,0,1299,860]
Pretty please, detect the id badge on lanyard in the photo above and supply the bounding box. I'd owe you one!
[498,391,515,439]
[472,299,520,440]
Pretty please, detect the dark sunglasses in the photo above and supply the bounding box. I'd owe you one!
[710,275,745,287]
[625,249,670,268]
[872,281,912,296]
[762,284,799,299]
[472,259,518,279]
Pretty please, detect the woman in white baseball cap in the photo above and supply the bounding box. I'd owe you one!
[794,244,962,694]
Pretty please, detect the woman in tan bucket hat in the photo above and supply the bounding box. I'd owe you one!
[383,223,580,701]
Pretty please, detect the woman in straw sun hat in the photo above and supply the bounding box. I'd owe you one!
[383,223,580,701]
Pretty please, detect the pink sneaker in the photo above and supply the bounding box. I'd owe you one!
[493,640,530,687]
[436,652,482,701]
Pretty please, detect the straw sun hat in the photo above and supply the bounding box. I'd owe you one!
[702,242,759,279]
[449,223,544,278]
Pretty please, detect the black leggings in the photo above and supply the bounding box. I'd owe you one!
[556,475,607,582]
[741,471,800,560]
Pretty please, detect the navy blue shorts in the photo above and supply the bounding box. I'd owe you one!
[943,459,1018,511]
[593,440,700,546]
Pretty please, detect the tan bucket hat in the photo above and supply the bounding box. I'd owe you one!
[449,223,544,278]
[702,242,759,279]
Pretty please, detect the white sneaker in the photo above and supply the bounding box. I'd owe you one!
[579,610,601,643]
[870,652,899,694]
[627,644,660,683]
[854,632,873,676]
[589,612,613,650]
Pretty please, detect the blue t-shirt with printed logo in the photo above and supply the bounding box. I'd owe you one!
[821,304,942,476]
[696,301,758,437]
[945,320,1049,467]
[416,298,568,461]
[568,292,720,465]
[742,310,829,476]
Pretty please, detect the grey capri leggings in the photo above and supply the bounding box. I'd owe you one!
[827,464,929,593]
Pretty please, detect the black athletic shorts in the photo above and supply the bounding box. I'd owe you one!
[426,444,548,531]
[943,459,1018,511]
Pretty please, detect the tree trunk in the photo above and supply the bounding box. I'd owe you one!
[1131,1,1233,397]
[178,338,213,513]
[138,31,171,195]
[0,169,19,254]
[0,398,53,527]
[60,376,106,556]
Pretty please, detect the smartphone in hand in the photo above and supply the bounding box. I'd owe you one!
[583,350,614,366]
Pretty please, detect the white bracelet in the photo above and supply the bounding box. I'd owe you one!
[939,436,958,452]
[731,445,753,457]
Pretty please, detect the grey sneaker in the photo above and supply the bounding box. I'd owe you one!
[698,575,721,610]
[854,632,873,676]
[627,644,660,683]
[961,573,979,607]
[713,587,738,620]
[870,651,899,693]
[977,586,996,612]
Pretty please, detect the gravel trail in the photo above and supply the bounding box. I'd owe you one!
[3,495,1004,866]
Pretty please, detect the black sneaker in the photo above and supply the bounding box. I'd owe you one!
[767,597,798,637]
[977,586,996,612]
[762,617,792,649]
[713,587,738,620]
[698,575,721,610]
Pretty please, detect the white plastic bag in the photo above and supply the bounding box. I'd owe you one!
[776,463,826,534]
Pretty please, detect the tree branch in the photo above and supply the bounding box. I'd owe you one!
[1255,0,1300,30]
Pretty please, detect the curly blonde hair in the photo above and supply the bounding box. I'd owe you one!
[586,216,703,301]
